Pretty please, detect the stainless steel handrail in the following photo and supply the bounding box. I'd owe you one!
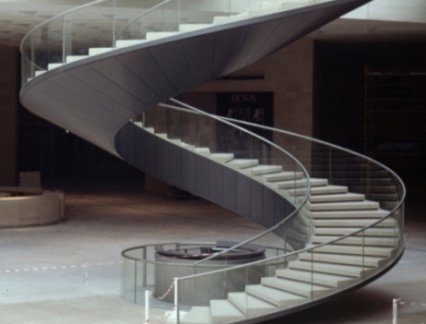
[161,99,406,269]
[20,0,107,54]
[161,98,313,265]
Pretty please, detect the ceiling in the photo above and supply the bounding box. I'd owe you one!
[0,0,425,47]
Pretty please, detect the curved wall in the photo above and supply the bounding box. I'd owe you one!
[0,187,64,228]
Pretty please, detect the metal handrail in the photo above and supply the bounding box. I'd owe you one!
[176,191,405,282]
[160,99,406,270]
[20,0,107,54]
[161,98,313,265]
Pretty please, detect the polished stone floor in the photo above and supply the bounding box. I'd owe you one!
[0,179,424,323]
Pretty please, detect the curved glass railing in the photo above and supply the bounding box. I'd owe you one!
[20,0,333,84]
[122,242,287,305]
[121,97,315,321]
[138,98,313,249]
[150,99,405,323]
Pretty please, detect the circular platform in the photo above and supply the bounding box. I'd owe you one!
[0,187,64,228]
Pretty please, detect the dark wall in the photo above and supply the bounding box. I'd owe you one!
[18,108,144,186]
[313,39,426,185]
[0,46,19,186]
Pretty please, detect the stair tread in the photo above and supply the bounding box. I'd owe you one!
[290,185,348,196]
[315,227,398,237]
[210,153,234,163]
[313,218,396,227]
[88,47,114,55]
[309,193,365,203]
[210,299,244,322]
[313,235,398,247]
[299,252,386,267]
[306,200,380,211]
[194,147,210,155]
[264,171,304,182]
[276,268,355,288]
[251,164,283,175]
[262,276,329,296]
[278,178,328,190]
[179,23,210,32]
[66,55,88,63]
[228,159,259,169]
[311,244,394,257]
[228,292,275,314]
[309,209,389,218]
[246,284,304,307]
[289,260,369,277]
[115,39,146,48]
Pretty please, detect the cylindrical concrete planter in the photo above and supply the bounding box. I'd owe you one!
[0,186,64,228]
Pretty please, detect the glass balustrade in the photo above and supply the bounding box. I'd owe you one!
[20,0,338,84]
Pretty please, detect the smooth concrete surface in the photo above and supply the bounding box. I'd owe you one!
[0,187,64,228]
[0,179,424,323]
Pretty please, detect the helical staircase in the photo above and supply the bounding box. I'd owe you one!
[19,0,406,323]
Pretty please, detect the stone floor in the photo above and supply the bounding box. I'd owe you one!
[0,180,425,323]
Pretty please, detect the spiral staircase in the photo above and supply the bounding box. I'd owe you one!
[19,0,406,323]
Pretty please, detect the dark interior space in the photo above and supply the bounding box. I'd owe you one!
[18,108,145,187]
[313,39,426,191]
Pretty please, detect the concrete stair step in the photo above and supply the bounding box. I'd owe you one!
[194,147,211,156]
[308,209,389,219]
[35,70,46,77]
[146,31,179,40]
[65,55,88,63]
[213,13,249,24]
[228,292,275,317]
[115,39,146,48]
[314,227,398,237]
[312,235,399,247]
[311,244,395,257]
[275,268,355,288]
[288,260,372,278]
[47,62,64,70]
[278,178,327,190]
[261,276,329,298]
[313,217,396,228]
[298,252,387,267]
[309,193,365,203]
[264,171,304,182]
[210,153,234,163]
[181,306,211,324]
[290,185,348,196]
[306,200,380,211]
[210,299,244,323]
[228,159,259,169]
[167,138,182,145]
[246,284,304,307]
[251,165,283,176]
[179,23,210,32]
[180,142,196,150]
[88,47,114,56]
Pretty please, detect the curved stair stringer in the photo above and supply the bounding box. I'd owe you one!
[20,0,373,157]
